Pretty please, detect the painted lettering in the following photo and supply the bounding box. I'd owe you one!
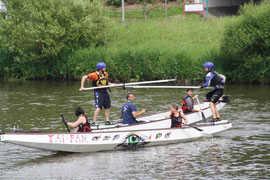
[75,134,81,143]
[48,135,54,143]
[55,135,62,143]
[70,134,75,143]
[81,135,88,143]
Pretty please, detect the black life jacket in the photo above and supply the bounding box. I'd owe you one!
[171,112,183,128]
[181,95,194,112]
[92,71,108,87]
[78,115,92,132]
[210,71,225,89]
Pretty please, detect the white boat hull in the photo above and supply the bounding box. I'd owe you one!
[0,120,232,153]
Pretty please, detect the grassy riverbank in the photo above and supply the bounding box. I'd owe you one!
[67,14,230,82]
[1,1,269,83]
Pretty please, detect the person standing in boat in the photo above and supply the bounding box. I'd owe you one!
[198,62,226,122]
[67,107,92,132]
[121,93,146,125]
[181,88,202,114]
[166,103,188,128]
[80,62,116,126]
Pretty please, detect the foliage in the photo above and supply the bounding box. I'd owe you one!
[1,0,230,82]
[104,0,122,7]
[220,1,270,83]
[0,0,109,79]
[67,47,194,81]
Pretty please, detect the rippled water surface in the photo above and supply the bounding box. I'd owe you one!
[0,81,269,179]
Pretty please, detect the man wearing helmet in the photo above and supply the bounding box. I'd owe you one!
[198,62,226,122]
[80,62,115,125]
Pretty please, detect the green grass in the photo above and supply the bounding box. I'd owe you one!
[107,15,230,60]
[67,10,233,81]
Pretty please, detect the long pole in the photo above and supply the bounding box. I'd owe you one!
[80,79,176,91]
[125,85,211,89]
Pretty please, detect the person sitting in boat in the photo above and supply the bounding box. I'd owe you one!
[181,88,202,114]
[121,93,146,125]
[67,107,92,132]
[166,103,188,128]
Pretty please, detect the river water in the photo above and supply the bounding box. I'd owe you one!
[0,81,269,179]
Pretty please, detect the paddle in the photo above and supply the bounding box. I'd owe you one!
[79,79,176,91]
[196,97,207,123]
[125,86,211,89]
[60,113,70,133]
[187,125,213,138]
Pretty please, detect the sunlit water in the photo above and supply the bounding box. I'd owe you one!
[0,81,269,179]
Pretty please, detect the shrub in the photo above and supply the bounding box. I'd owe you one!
[220,1,270,82]
[67,46,194,81]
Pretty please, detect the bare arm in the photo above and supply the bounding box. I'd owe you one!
[165,112,171,119]
[180,111,188,125]
[80,75,88,90]
[67,117,85,128]
[132,109,146,118]
[192,95,198,100]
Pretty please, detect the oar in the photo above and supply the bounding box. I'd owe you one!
[79,79,176,91]
[187,125,213,138]
[125,85,211,89]
[60,113,70,133]
[196,97,207,123]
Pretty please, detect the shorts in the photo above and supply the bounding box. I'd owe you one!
[94,90,111,109]
[206,89,223,103]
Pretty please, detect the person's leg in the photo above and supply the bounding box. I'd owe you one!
[93,108,101,123]
[206,90,216,120]
[105,108,110,123]
[215,105,221,120]
[211,89,223,121]
[209,102,216,119]
[92,91,100,125]
[103,92,111,124]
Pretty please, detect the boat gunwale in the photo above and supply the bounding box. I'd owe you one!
[0,121,231,136]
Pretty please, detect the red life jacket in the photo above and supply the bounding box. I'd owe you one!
[181,96,191,112]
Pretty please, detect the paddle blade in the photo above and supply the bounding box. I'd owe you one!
[201,112,207,123]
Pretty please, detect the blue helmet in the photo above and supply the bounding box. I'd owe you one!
[204,62,214,69]
[96,62,106,70]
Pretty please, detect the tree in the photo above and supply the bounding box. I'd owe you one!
[220,1,270,83]
[0,0,109,79]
